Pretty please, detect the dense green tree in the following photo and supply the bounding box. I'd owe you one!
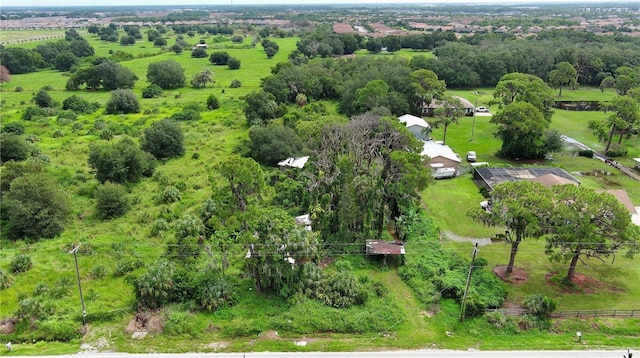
[53,51,78,71]
[546,185,639,282]
[141,119,185,159]
[490,102,550,159]
[3,173,70,240]
[209,51,230,65]
[120,35,137,46]
[96,60,138,90]
[0,47,39,74]
[468,181,553,274]
[147,60,186,89]
[410,69,446,109]
[261,39,280,59]
[243,90,281,126]
[34,89,56,108]
[354,79,390,112]
[88,137,157,183]
[94,182,130,220]
[0,134,30,163]
[493,73,555,121]
[593,95,640,152]
[248,124,303,166]
[69,39,94,58]
[153,37,167,47]
[105,89,140,114]
[549,61,577,96]
[218,157,265,214]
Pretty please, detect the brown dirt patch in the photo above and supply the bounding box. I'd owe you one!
[545,271,625,294]
[493,265,528,285]
[260,330,280,339]
[0,318,16,335]
[502,301,523,309]
[125,311,165,334]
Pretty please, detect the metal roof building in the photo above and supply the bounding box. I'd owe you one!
[474,167,580,191]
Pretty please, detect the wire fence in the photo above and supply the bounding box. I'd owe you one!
[484,308,640,318]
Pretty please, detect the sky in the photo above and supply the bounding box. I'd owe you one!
[0,0,610,8]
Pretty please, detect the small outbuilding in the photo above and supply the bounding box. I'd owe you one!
[366,240,405,266]
[421,140,461,172]
[398,114,430,141]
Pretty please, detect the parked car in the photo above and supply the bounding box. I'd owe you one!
[475,106,489,113]
[433,167,457,179]
[467,151,477,162]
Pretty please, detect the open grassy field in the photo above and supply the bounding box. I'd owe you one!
[1,28,639,354]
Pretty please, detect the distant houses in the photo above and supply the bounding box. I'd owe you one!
[422,96,475,117]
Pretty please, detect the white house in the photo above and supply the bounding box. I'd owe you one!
[398,114,430,141]
[420,140,461,171]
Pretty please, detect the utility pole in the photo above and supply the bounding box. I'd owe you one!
[70,244,86,325]
[470,97,478,142]
[459,242,479,322]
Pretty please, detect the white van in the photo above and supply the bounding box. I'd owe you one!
[433,167,457,179]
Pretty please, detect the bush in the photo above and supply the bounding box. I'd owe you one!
[577,149,594,158]
[0,133,30,162]
[37,320,81,342]
[170,109,201,121]
[206,94,220,110]
[90,264,109,279]
[191,47,207,58]
[88,137,157,183]
[164,309,199,336]
[229,79,242,88]
[10,254,33,274]
[1,122,25,135]
[0,270,14,290]
[22,105,47,121]
[209,51,230,65]
[95,182,130,219]
[133,259,175,309]
[100,128,114,140]
[605,146,627,157]
[34,89,56,108]
[227,57,241,70]
[523,294,557,318]
[142,84,163,99]
[141,119,184,159]
[113,258,143,277]
[147,60,186,89]
[156,186,181,204]
[105,89,140,114]
[150,218,170,237]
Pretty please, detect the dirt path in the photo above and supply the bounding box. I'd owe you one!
[442,230,494,246]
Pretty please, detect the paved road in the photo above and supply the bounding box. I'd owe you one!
[6,351,636,358]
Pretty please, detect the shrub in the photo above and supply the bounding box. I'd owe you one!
[142,84,163,99]
[22,105,47,121]
[230,79,242,88]
[577,149,594,158]
[10,254,33,273]
[52,129,65,138]
[0,133,30,162]
[164,309,199,336]
[90,265,109,279]
[15,86,24,92]
[113,258,143,277]
[150,218,170,237]
[16,298,44,320]
[605,146,627,158]
[88,137,157,183]
[100,128,114,140]
[141,119,184,159]
[191,47,207,58]
[0,270,14,290]
[206,94,220,110]
[156,186,181,204]
[133,259,175,309]
[62,95,100,114]
[1,122,25,135]
[170,109,201,121]
[105,89,140,114]
[95,182,130,219]
[147,60,186,89]
[37,320,81,342]
[34,89,56,108]
[227,57,241,70]
[209,51,230,65]
[522,294,557,318]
